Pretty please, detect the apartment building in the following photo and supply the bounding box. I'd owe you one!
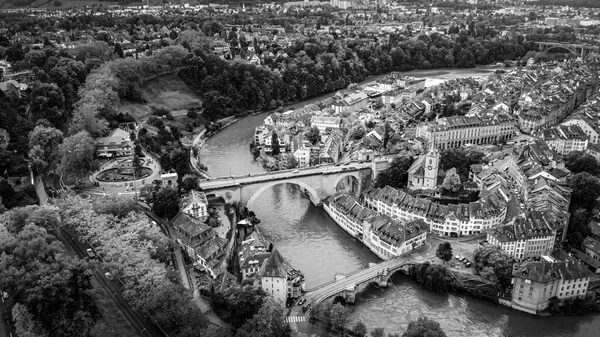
[363,185,507,237]
[509,261,591,314]
[171,212,227,278]
[487,213,558,260]
[415,114,515,150]
[310,116,342,133]
[539,124,588,155]
[331,92,369,114]
[562,116,599,144]
[324,194,427,260]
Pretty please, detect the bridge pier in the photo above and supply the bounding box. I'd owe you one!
[342,285,357,304]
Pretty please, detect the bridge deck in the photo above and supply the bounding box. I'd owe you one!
[305,255,419,310]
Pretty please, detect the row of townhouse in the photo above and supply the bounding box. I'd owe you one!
[538,124,589,155]
[487,212,566,260]
[415,114,515,150]
[324,194,428,260]
[363,185,508,237]
[506,261,592,315]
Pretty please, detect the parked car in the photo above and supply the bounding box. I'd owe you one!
[465,262,473,268]
[455,255,461,260]
[298,298,306,306]
[86,248,96,258]
[105,272,114,280]
[292,169,300,174]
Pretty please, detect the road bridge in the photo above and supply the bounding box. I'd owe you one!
[303,255,419,312]
[535,41,599,56]
[199,163,374,206]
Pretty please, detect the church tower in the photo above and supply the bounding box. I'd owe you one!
[423,139,439,190]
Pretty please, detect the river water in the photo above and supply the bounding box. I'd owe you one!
[200,68,600,337]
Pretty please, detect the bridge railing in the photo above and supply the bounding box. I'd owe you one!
[307,260,416,312]
[200,163,371,186]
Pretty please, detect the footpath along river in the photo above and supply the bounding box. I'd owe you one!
[199,67,600,337]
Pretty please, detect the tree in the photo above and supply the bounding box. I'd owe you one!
[402,317,447,337]
[29,82,66,126]
[28,125,63,174]
[353,321,368,337]
[153,187,180,219]
[235,297,291,337]
[304,126,321,145]
[328,303,351,334]
[69,102,110,137]
[568,172,600,211]
[473,245,514,288]
[348,125,366,140]
[113,43,124,58]
[565,151,600,176]
[374,156,414,189]
[181,174,200,192]
[58,131,96,179]
[371,327,386,337]
[0,222,101,337]
[442,168,461,192]
[271,132,280,156]
[566,208,591,248]
[436,242,453,264]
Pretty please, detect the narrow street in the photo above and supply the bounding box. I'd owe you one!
[0,294,13,337]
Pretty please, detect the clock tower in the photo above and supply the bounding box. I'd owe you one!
[423,140,439,190]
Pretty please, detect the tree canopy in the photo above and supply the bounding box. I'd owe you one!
[402,317,447,337]
[374,156,414,189]
[436,242,453,264]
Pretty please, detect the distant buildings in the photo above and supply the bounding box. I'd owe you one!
[506,261,591,314]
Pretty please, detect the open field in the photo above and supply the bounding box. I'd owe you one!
[119,74,203,123]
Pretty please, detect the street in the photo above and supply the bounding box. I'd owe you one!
[199,161,374,189]
[0,294,13,337]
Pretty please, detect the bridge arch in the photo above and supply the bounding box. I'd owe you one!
[333,173,361,195]
[246,179,321,206]
[545,45,577,55]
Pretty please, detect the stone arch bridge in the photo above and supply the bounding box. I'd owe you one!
[198,164,373,206]
[303,256,419,312]
[535,41,599,56]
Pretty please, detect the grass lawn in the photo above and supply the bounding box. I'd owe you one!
[90,280,137,337]
[119,74,203,123]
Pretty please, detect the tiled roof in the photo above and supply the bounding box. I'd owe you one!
[258,249,287,278]
[513,261,592,283]
[583,236,600,255]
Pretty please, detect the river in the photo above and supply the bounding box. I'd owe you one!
[200,68,600,337]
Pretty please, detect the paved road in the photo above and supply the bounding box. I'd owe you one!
[61,229,164,337]
[199,161,374,190]
[0,295,13,337]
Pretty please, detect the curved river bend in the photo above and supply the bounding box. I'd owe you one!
[199,69,600,337]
